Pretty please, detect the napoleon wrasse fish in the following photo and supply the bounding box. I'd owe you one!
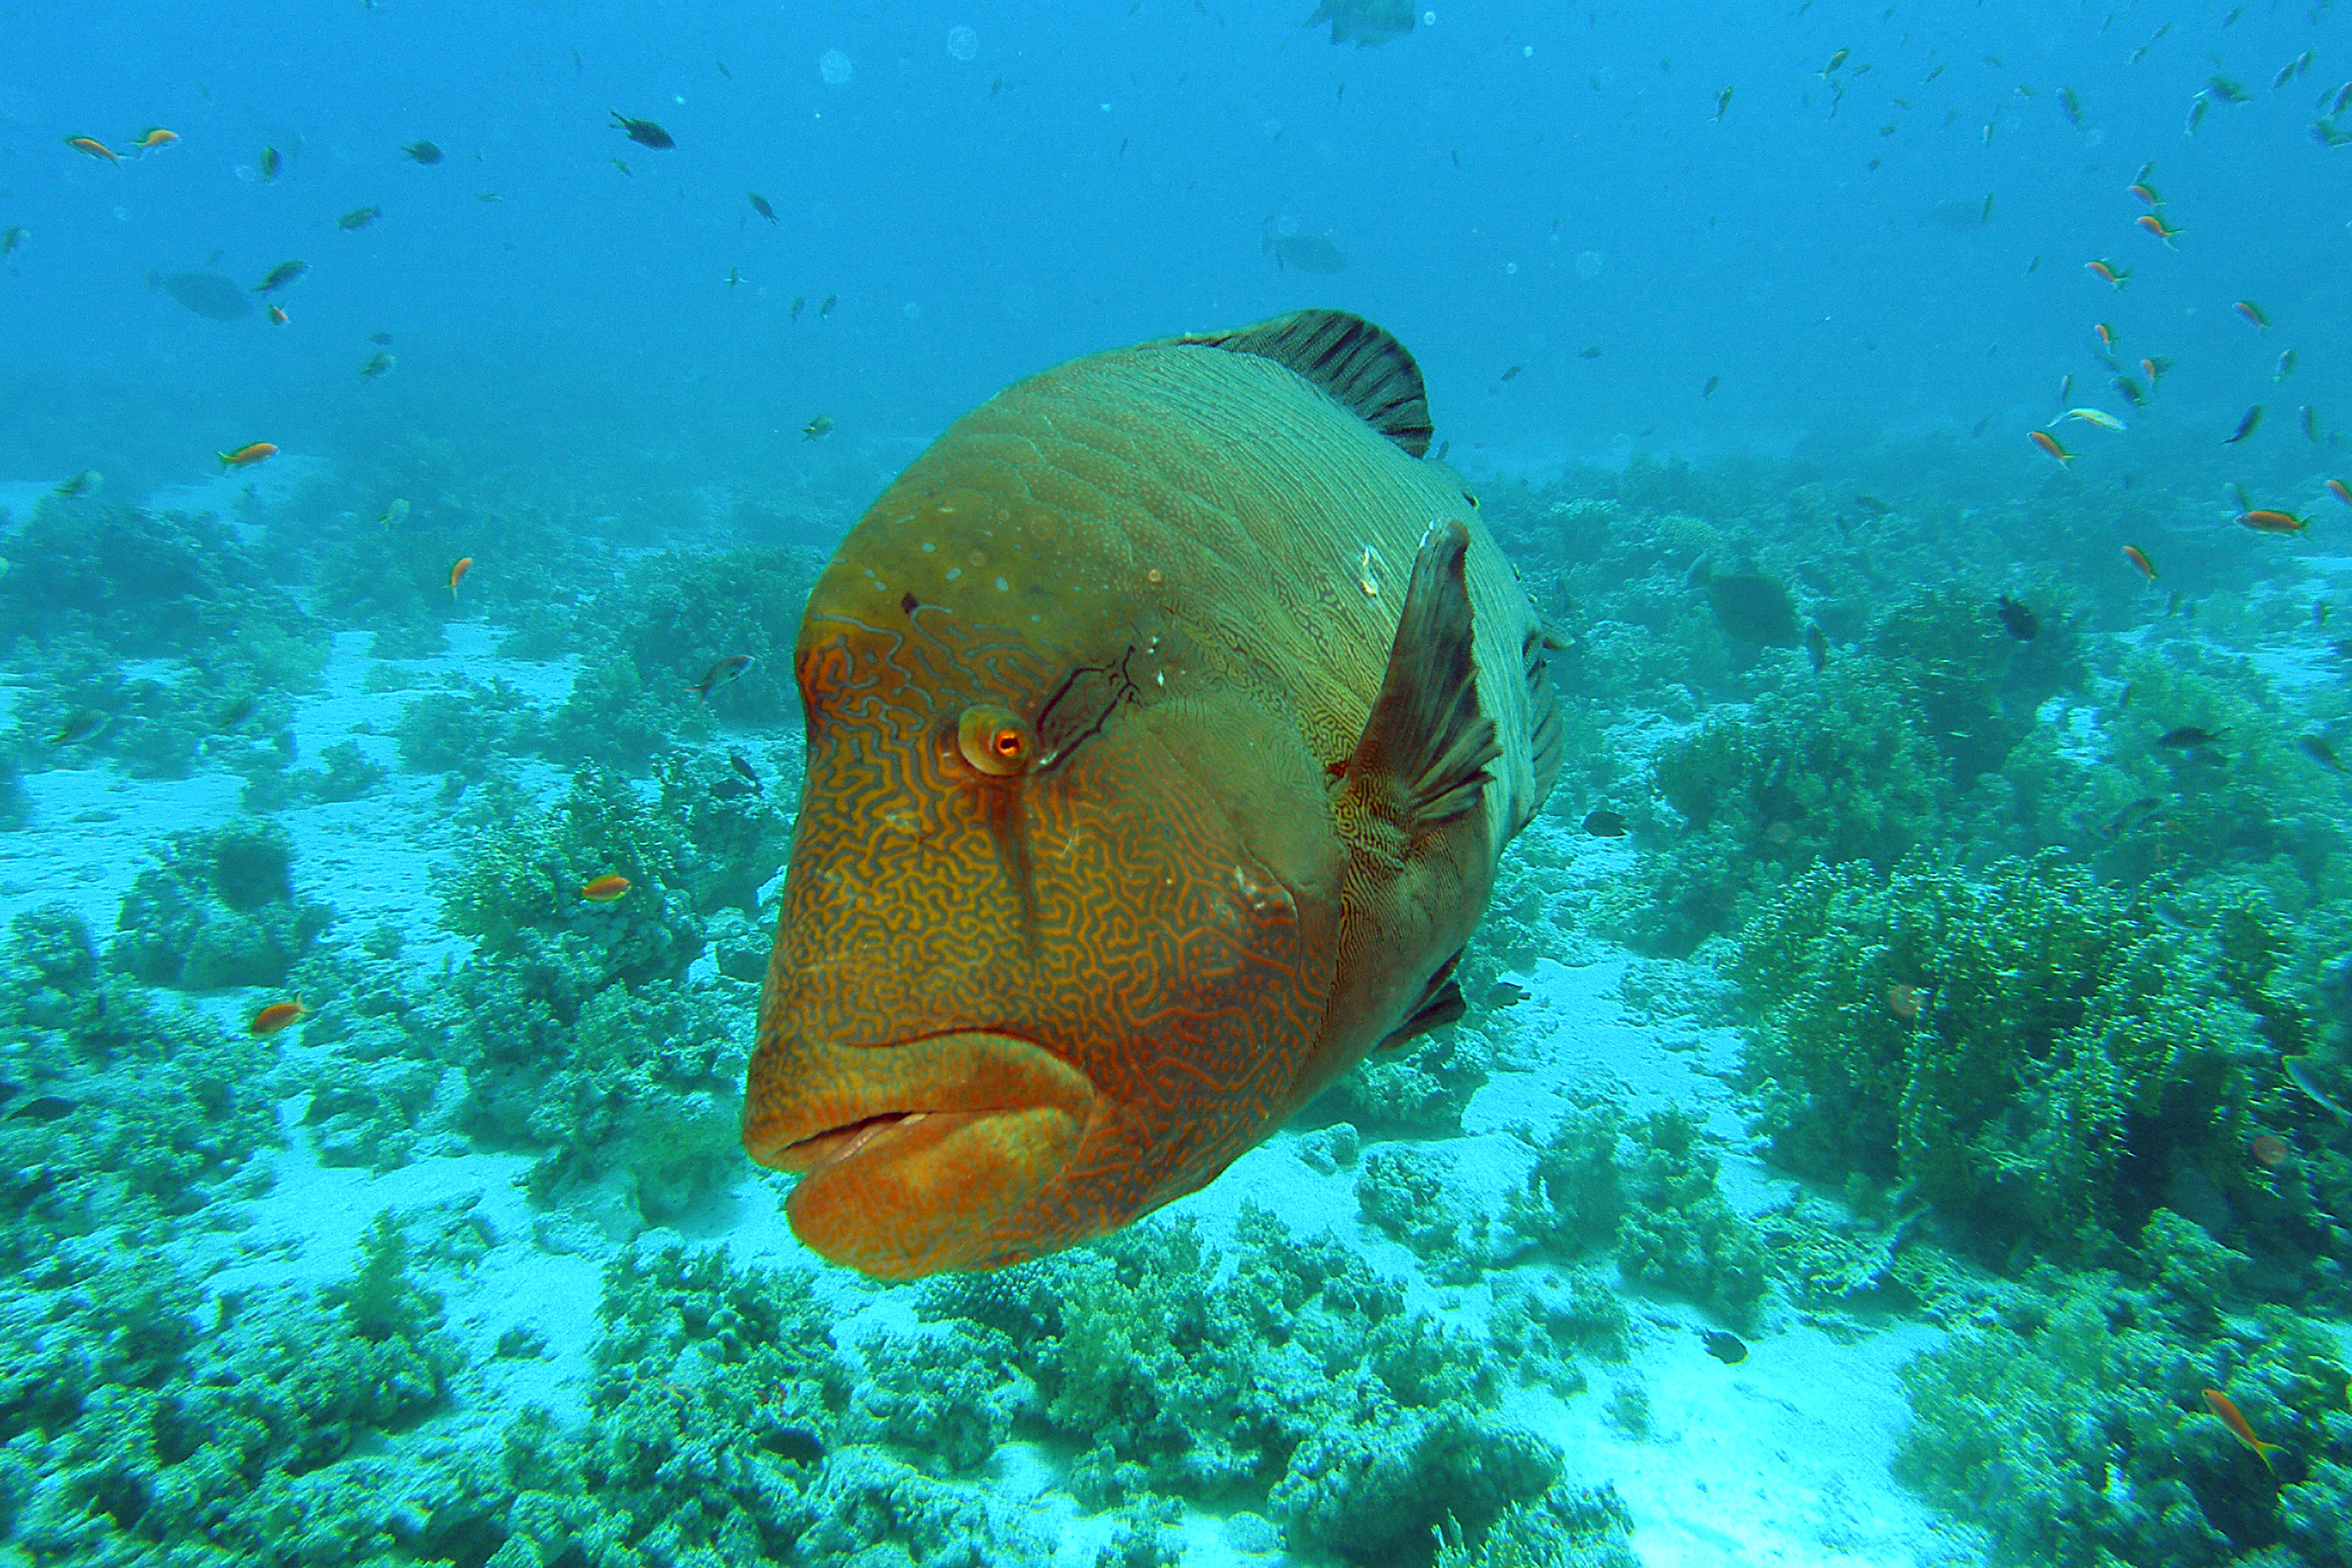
[743,310,1563,1279]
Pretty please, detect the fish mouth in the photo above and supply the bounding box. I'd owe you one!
[743,1029,1094,1278]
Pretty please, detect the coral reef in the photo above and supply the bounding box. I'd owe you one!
[915,1206,1563,1565]
[1733,854,2305,1272]
[1899,1211,2352,1568]
[1504,1091,1771,1331]
[0,905,283,1264]
[109,820,336,991]
[438,766,773,1230]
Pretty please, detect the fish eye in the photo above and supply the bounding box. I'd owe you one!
[956,704,1032,777]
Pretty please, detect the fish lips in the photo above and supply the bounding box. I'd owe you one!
[744,1028,1094,1278]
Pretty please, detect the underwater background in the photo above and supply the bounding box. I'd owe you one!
[2,0,2350,1563]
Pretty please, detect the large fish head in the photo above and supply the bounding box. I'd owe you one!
[743,483,1346,1279]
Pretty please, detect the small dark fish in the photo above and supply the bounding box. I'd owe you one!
[2059,86,2083,125]
[1582,808,1628,838]
[252,260,309,295]
[1579,345,1602,359]
[1702,1330,1748,1364]
[1715,86,1733,120]
[371,331,393,345]
[52,470,101,498]
[2157,726,2223,750]
[2298,736,2344,772]
[2303,406,2320,442]
[2223,405,2263,445]
[611,113,674,149]
[1701,374,1720,397]
[790,296,805,321]
[1854,495,1892,515]
[749,191,778,223]
[1499,364,1522,382]
[726,266,742,291]
[612,157,632,175]
[2316,601,2331,629]
[360,351,395,379]
[1995,596,2038,641]
[8,1095,75,1124]
[337,205,381,231]
[259,145,283,181]
[728,750,763,792]
[765,1426,825,1465]
[50,709,104,745]
[403,140,443,164]
[2,226,28,256]
[2112,375,2146,409]
[214,694,260,730]
[819,295,837,317]
[802,414,834,441]
[1806,623,1829,673]
[2105,795,2164,835]
[1485,981,1528,1008]
[688,654,755,699]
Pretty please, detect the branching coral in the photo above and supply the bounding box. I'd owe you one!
[1504,1091,1770,1330]
[1734,854,2295,1269]
[913,1205,1556,1565]
[1898,1215,2352,1568]
[109,819,336,990]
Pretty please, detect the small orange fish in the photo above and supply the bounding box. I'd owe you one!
[2239,509,2308,534]
[2328,479,2351,507]
[64,136,118,162]
[581,874,632,903]
[2086,260,2128,289]
[2137,214,2184,245]
[217,442,276,469]
[2093,322,2117,351]
[267,305,289,325]
[2236,300,2269,330]
[2030,430,2073,466]
[2202,1389,2285,1470]
[249,998,309,1037]
[1887,983,1924,1018]
[2127,181,2161,205]
[688,653,755,699]
[2124,545,2158,580]
[2249,1133,2288,1168]
[449,556,474,596]
[129,127,178,152]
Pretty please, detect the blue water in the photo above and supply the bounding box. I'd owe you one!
[11,1,2341,489]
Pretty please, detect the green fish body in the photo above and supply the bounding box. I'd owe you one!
[743,311,1563,1276]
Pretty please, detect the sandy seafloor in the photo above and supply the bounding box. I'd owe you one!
[0,471,1992,1568]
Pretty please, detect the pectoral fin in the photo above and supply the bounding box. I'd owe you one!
[1298,519,1503,1109]
[1341,517,1501,835]
[1376,963,1465,1051]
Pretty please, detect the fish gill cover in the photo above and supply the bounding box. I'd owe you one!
[1,1,2351,1566]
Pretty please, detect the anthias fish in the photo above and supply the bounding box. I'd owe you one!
[249,998,309,1037]
[743,311,1563,1278]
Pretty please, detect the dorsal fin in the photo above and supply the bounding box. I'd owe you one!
[1161,309,1434,458]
